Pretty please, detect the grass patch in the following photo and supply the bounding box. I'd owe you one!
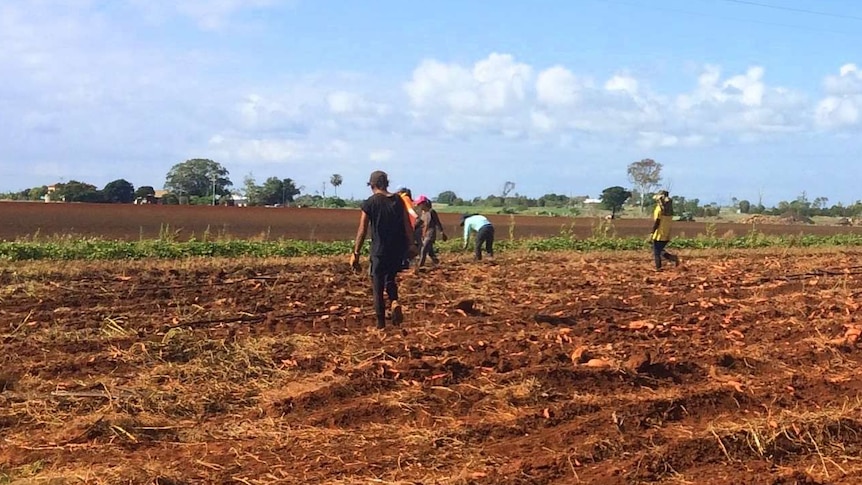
[4,231,862,261]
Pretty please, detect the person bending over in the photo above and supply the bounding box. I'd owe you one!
[460,213,494,261]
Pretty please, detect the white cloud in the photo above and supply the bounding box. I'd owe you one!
[230,80,391,136]
[368,149,394,162]
[326,90,389,120]
[209,135,350,164]
[676,65,766,109]
[604,74,639,95]
[1,0,857,200]
[816,64,862,129]
[238,94,305,131]
[128,0,291,30]
[637,132,710,149]
[401,55,807,144]
[671,65,806,136]
[637,132,680,149]
[824,63,862,96]
[816,96,860,128]
[530,110,555,132]
[725,66,766,107]
[536,66,583,106]
[405,53,533,126]
[210,136,304,162]
[327,91,361,114]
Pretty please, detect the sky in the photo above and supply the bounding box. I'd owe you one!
[2,0,862,206]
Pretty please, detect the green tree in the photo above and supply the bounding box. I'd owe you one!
[538,193,569,208]
[738,200,751,214]
[324,196,346,208]
[701,203,721,217]
[134,186,156,200]
[812,196,828,213]
[500,181,516,207]
[242,174,262,206]
[600,186,632,219]
[103,179,135,203]
[164,159,232,198]
[330,174,343,198]
[56,181,102,203]
[435,191,458,205]
[258,177,301,206]
[259,177,282,205]
[627,158,663,211]
[294,194,321,207]
[281,178,301,205]
[502,181,516,197]
[682,198,701,215]
[27,186,49,201]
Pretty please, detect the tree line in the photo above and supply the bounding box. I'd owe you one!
[0,159,346,207]
[2,157,860,218]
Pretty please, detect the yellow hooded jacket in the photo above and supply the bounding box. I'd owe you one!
[651,198,673,242]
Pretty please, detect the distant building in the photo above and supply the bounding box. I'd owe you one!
[231,194,248,207]
[44,184,63,202]
[135,190,169,205]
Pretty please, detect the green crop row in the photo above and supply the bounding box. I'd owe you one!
[1,233,862,261]
[0,239,354,261]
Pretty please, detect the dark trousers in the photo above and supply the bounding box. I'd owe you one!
[418,238,439,267]
[370,256,399,325]
[475,225,495,261]
[652,240,677,269]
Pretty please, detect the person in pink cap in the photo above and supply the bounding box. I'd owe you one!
[413,194,447,271]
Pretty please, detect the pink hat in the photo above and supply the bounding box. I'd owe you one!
[413,195,429,205]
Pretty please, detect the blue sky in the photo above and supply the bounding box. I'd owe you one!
[2,0,861,205]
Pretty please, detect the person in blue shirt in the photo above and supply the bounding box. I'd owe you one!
[460,214,495,261]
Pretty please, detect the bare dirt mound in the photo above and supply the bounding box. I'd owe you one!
[2,249,862,483]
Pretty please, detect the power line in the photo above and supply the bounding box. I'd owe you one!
[716,0,862,22]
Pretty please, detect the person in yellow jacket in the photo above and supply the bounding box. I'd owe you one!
[650,190,680,270]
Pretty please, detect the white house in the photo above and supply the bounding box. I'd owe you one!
[231,194,249,207]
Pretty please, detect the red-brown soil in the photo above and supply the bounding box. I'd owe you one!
[2,249,862,483]
[2,201,862,241]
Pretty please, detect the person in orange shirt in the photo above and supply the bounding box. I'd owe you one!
[397,187,420,268]
[397,188,418,228]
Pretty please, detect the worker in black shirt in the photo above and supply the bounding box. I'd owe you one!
[351,170,418,328]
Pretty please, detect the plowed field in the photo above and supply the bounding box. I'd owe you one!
[2,202,862,241]
[2,249,862,484]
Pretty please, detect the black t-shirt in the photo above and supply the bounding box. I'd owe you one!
[361,193,407,259]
